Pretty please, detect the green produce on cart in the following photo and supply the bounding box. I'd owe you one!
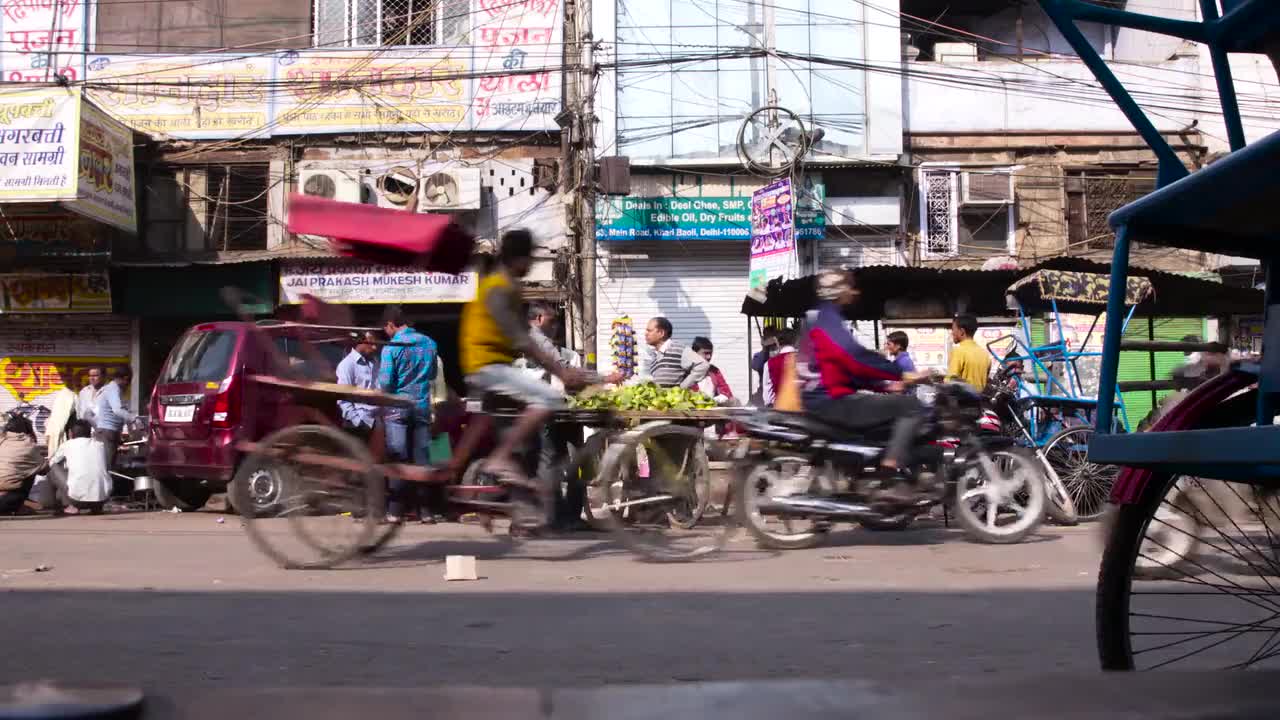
[571,383,717,411]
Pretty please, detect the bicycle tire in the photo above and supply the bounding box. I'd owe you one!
[587,421,732,562]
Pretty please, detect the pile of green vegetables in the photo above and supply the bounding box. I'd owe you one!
[571,383,717,411]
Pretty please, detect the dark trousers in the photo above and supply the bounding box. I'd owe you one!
[0,474,36,515]
[812,393,927,468]
[94,429,121,471]
[384,416,440,519]
[541,424,586,527]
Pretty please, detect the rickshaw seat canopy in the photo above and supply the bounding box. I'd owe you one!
[1007,270,1153,311]
[286,194,476,274]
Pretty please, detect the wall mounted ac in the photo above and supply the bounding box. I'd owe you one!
[296,163,369,204]
[418,167,482,211]
[961,171,1013,206]
[361,165,422,210]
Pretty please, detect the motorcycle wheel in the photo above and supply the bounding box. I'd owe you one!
[731,456,828,550]
[952,446,1046,544]
[1040,453,1080,526]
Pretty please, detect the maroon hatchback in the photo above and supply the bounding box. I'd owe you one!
[147,321,346,514]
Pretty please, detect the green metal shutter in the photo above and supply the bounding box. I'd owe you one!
[1117,316,1205,429]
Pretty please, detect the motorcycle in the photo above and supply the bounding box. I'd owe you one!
[729,381,1047,548]
[983,365,1079,525]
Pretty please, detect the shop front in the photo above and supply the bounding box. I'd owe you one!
[0,271,130,437]
[593,174,827,398]
[277,260,480,393]
[114,262,277,405]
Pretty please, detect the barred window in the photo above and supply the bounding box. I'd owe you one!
[313,0,469,47]
[1066,168,1156,251]
[143,163,271,254]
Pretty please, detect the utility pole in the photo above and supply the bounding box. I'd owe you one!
[563,0,597,369]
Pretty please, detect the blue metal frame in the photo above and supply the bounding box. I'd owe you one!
[994,296,1136,446]
[1037,0,1270,449]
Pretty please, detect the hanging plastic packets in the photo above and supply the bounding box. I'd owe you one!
[610,316,637,380]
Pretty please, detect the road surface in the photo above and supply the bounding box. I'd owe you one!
[0,512,1102,689]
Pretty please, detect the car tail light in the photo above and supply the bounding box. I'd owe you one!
[211,374,240,428]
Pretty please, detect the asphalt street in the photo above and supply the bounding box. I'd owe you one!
[1,512,1103,690]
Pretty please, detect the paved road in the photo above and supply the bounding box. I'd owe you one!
[0,512,1104,689]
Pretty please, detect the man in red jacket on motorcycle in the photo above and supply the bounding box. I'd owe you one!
[802,269,930,503]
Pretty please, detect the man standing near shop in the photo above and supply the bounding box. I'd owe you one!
[636,316,710,389]
[336,331,380,440]
[78,366,104,428]
[94,367,136,470]
[948,314,992,391]
[379,306,439,524]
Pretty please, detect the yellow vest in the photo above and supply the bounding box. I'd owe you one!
[460,271,520,375]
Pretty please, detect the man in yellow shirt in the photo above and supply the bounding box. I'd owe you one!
[458,229,587,526]
[948,313,992,391]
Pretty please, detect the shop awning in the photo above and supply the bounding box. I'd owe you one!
[115,262,275,317]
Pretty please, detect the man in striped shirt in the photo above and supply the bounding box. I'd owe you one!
[637,317,710,389]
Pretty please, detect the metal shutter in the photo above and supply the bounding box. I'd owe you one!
[596,242,753,399]
[1118,316,1204,428]
[0,315,132,438]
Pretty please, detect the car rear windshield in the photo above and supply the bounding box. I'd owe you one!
[161,330,238,384]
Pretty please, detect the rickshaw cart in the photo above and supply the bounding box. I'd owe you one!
[1038,0,1280,671]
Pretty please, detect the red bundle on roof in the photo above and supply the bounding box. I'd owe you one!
[286,194,475,274]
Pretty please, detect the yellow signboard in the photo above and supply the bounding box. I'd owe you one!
[271,49,469,134]
[84,55,272,138]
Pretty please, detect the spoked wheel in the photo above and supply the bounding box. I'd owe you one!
[1044,425,1119,521]
[1099,472,1280,670]
[1039,452,1080,526]
[732,455,828,550]
[953,446,1046,544]
[233,424,382,569]
[586,422,730,562]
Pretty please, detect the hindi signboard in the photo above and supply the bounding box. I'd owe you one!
[0,0,89,83]
[472,0,563,131]
[271,49,470,135]
[66,99,136,232]
[279,261,477,305]
[0,271,110,313]
[84,54,272,138]
[0,86,77,201]
[749,178,800,292]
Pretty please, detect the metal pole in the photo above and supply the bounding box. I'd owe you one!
[567,0,598,370]
[1096,226,1131,434]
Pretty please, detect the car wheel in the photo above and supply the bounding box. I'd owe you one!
[153,479,212,512]
[228,459,290,517]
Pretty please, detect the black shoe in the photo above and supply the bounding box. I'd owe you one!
[873,474,921,507]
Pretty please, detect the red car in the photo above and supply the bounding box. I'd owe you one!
[147,321,347,514]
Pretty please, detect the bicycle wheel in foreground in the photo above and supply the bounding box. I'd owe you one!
[234,424,382,569]
[586,421,730,562]
[1097,472,1280,670]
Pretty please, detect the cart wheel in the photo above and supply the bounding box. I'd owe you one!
[234,424,381,569]
[586,422,732,562]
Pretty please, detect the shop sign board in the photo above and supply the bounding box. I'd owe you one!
[595,181,825,241]
[279,261,477,305]
[749,177,800,292]
[0,271,111,313]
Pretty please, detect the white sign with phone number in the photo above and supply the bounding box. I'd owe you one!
[279,261,477,305]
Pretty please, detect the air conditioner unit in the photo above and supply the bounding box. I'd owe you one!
[418,167,482,211]
[362,166,421,210]
[297,165,368,204]
[962,171,1013,205]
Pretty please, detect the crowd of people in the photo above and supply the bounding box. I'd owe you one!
[0,365,140,516]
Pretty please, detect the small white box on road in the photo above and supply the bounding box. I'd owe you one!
[445,555,478,581]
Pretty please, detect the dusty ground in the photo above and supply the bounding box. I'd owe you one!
[0,512,1104,690]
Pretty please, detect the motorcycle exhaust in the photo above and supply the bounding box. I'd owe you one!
[756,495,873,518]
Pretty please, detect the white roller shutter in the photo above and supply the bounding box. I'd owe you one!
[595,242,753,399]
[0,314,132,437]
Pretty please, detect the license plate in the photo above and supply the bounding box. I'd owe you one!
[163,404,196,423]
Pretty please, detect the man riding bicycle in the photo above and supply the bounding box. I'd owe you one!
[458,229,589,526]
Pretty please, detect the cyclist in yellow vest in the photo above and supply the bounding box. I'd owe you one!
[458,229,587,526]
